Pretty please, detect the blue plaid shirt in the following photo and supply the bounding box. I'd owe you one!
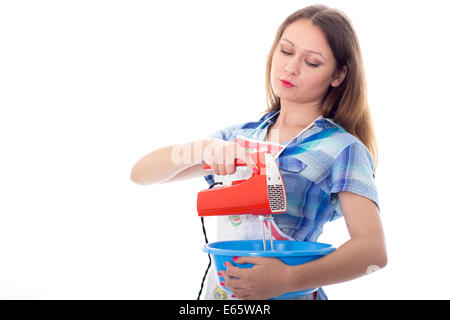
[204,110,379,242]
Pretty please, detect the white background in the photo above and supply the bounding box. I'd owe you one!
[1,0,449,299]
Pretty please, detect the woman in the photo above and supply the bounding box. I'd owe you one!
[130,4,387,300]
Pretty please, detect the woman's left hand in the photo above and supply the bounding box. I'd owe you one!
[220,257,293,300]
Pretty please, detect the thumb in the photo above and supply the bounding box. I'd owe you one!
[235,145,259,173]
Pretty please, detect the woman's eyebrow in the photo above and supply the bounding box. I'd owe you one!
[280,38,324,57]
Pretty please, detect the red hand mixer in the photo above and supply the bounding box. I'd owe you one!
[197,151,287,251]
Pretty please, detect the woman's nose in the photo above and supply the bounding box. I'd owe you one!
[284,60,300,76]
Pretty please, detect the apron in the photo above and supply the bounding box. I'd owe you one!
[204,111,322,300]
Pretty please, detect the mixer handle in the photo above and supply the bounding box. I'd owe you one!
[203,159,247,170]
[202,151,270,171]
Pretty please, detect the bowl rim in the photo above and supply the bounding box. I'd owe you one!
[203,240,335,257]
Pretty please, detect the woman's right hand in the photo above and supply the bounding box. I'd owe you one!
[202,138,258,176]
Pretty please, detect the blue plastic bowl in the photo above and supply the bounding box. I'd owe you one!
[203,240,335,299]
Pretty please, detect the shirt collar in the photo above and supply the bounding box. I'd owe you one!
[314,117,340,129]
[260,110,340,129]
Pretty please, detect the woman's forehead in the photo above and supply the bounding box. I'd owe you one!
[281,19,332,58]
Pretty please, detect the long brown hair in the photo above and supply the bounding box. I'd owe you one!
[264,5,378,170]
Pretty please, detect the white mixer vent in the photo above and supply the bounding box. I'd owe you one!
[264,153,287,213]
[268,184,286,212]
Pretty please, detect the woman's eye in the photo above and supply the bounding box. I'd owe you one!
[306,61,320,68]
[280,49,293,55]
[280,50,320,68]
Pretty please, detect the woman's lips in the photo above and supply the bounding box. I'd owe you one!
[280,79,295,88]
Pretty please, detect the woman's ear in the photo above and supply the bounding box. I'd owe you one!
[331,65,347,87]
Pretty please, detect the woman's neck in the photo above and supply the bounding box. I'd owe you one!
[274,100,322,129]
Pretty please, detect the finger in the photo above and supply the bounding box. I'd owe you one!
[203,151,219,175]
[218,164,227,176]
[217,270,225,282]
[228,288,249,300]
[209,163,220,176]
[235,145,258,172]
[202,139,216,167]
[224,144,237,175]
[229,287,248,295]
[224,261,246,279]
[219,266,235,283]
[218,269,230,283]
[234,294,252,300]
[226,277,245,291]
[213,146,227,176]
[227,286,250,300]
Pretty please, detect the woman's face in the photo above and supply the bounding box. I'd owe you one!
[270,19,345,105]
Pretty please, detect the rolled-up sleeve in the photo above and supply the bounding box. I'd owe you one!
[329,142,379,219]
